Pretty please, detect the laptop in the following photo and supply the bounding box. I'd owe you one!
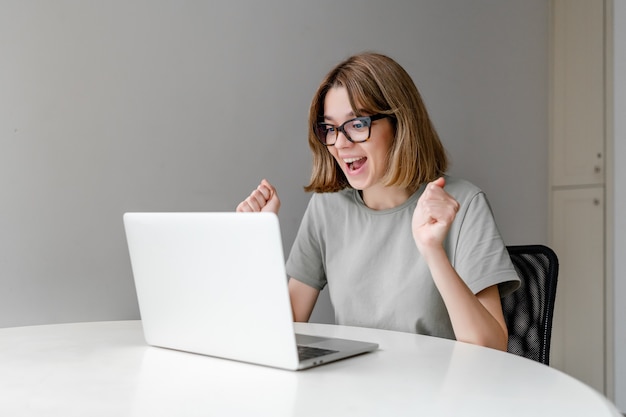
[123,212,378,370]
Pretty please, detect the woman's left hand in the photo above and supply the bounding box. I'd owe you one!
[412,177,460,255]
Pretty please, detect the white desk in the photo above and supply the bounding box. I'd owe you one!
[0,321,620,417]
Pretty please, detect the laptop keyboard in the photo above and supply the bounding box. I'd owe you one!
[297,345,338,361]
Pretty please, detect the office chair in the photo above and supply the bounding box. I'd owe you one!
[502,245,559,365]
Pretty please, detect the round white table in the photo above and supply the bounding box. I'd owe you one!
[0,320,621,416]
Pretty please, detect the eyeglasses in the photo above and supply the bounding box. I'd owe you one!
[314,114,391,146]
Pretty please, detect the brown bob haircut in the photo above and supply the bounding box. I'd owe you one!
[304,52,448,194]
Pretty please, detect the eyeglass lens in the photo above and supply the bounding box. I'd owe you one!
[316,117,372,145]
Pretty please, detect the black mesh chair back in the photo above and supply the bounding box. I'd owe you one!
[502,245,559,365]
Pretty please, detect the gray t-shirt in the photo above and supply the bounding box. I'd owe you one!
[285,176,520,340]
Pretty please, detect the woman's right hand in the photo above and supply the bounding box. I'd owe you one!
[236,179,281,214]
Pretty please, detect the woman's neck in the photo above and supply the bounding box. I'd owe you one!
[360,184,411,210]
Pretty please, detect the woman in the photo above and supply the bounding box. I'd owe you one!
[237,52,519,351]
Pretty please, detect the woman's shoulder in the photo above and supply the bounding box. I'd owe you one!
[310,188,357,206]
[442,175,484,201]
[304,189,359,223]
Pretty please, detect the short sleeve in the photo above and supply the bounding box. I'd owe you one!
[450,192,520,297]
[285,196,328,291]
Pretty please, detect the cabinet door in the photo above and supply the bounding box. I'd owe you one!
[550,187,604,393]
[551,0,604,186]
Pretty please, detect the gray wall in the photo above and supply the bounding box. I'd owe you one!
[612,0,625,411]
[0,0,549,332]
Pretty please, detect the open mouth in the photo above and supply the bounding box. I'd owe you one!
[344,156,367,172]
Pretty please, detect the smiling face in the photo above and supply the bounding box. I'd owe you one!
[305,53,448,198]
[323,86,398,201]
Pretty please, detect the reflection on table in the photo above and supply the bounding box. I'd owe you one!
[0,320,620,417]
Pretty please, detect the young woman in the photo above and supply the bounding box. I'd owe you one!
[237,52,519,351]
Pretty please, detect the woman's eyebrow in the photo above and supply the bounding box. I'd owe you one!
[323,111,357,123]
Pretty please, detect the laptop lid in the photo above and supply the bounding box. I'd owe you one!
[123,212,377,370]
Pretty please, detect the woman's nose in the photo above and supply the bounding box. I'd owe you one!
[334,130,352,148]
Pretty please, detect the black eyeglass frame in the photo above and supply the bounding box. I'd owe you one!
[314,114,392,146]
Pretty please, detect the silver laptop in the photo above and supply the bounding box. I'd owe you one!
[123,212,378,370]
